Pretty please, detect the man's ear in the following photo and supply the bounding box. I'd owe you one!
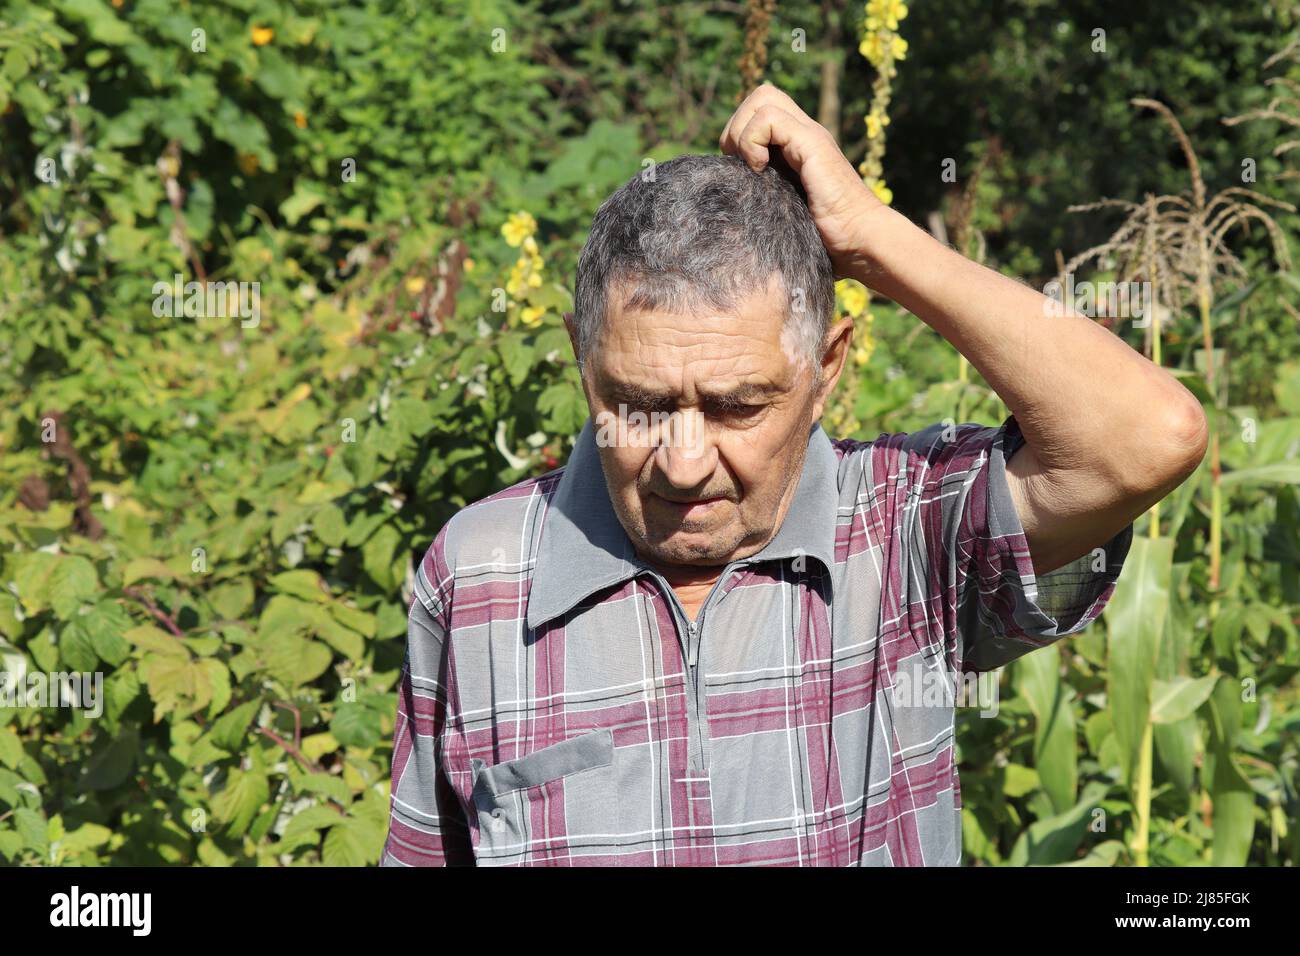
[563,311,592,396]
[809,315,854,422]
[562,311,582,367]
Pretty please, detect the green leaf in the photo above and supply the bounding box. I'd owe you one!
[208,578,255,620]
[85,601,132,666]
[121,557,178,587]
[57,0,135,46]
[304,605,365,660]
[282,804,343,846]
[59,618,100,672]
[328,603,376,638]
[13,552,62,615]
[15,807,48,855]
[213,769,269,837]
[1220,463,1300,486]
[1058,839,1125,867]
[362,523,401,590]
[124,625,188,658]
[257,595,313,640]
[301,732,339,761]
[538,382,587,433]
[1207,695,1255,866]
[1273,359,1300,415]
[1007,781,1111,866]
[290,767,352,805]
[0,726,22,770]
[80,727,138,790]
[270,569,331,603]
[60,822,113,857]
[322,816,370,866]
[388,397,436,437]
[499,335,534,386]
[48,556,99,619]
[0,830,24,862]
[1150,675,1218,724]
[259,633,333,687]
[209,700,262,753]
[330,701,383,748]
[1153,717,1198,796]
[1016,649,1076,813]
[280,186,325,226]
[1003,763,1041,798]
[140,654,201,720]
[1105,536,1174,784]
[313,504,348,547]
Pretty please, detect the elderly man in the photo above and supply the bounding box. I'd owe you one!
[381,85,1206,866]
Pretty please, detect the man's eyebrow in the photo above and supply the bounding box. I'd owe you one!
[600,380,779,406]
[698,382,779,404]
[602,382,677,406]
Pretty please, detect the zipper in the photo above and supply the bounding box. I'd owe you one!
[685,617,705,772]
[640,565,734,774]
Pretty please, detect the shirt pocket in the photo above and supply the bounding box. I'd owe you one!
[469,729,614,864]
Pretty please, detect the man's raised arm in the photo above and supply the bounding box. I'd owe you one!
[720,83,1208,574]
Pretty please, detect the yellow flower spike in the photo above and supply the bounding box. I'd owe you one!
[836,280,869,318]
[859,33,883,66]
[527,272,542,288]
[867,0,908,30]
[891,35,908,60]
[523,235,538,255]
[870,180,893,205]
[251,26,274,46]
[501,211,537,248]
[520,306,545,327]
[405,276,426,294]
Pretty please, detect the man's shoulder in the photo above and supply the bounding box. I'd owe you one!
[425,466,567,579]
[824,420,1007,478]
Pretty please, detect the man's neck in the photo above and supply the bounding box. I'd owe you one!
[642,560,724,623]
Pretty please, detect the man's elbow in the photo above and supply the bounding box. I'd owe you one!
[1149,391,1209,489]
[1103,388,1207,501]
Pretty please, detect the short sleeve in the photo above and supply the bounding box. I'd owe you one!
[379,539,474,866]
[906,416,1132,674]
[951,416,1133,671]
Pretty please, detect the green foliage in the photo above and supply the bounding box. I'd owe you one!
[0,0,1297,866]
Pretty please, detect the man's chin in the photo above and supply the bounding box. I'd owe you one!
[638,528,739,567]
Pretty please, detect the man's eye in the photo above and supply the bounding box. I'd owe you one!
[713,402,765,419]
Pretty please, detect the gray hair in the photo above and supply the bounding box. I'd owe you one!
[572,154,835,372]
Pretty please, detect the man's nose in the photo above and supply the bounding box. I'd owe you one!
[652,409,717,489]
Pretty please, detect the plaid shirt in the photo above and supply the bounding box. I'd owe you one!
[381,416,1130,866]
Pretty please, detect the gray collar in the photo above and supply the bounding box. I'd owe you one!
[526,417,840,630]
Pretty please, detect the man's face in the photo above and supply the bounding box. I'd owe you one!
[579,274,848,570]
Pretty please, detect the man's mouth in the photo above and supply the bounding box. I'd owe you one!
[652,494,729,520]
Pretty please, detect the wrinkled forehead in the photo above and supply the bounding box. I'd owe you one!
[590,274,809,393]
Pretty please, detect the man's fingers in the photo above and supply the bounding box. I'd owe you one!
[719,83,805,155]
[719,85,765,150]
[731,104,806,172]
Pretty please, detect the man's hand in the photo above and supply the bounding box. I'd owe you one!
[719,83,888,279]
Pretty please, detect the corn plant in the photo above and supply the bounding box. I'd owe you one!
[1064,98,1293,594]
[1057,93,1296,866]
[1224,34,1300,182]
